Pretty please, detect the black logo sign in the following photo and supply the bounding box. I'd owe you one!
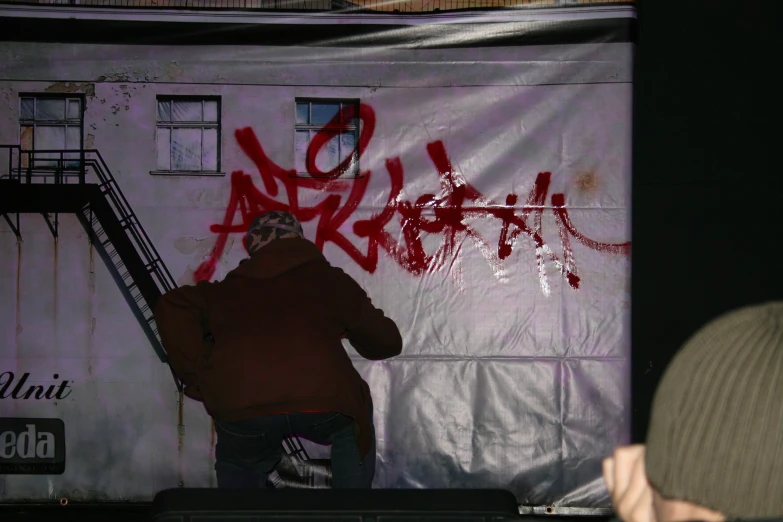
[0,418,66,474]
[0,372,72,400]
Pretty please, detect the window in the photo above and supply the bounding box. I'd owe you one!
[295,99,360,178]
[19,96,83,168]
[155,97,220,173]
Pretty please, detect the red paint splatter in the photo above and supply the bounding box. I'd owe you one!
[194,104,630,294]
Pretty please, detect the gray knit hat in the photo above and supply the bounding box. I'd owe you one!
[244,211,304,255]
[645,301,783,519]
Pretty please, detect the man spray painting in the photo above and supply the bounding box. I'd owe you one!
[154,211,403,488]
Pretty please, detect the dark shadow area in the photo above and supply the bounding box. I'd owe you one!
[0,502,613,521]
[631,0,781,441]
[0,503,150,522]
[0,16,635,48]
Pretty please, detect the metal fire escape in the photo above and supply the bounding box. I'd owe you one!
[0,146,315,483]
[0,146,176,369]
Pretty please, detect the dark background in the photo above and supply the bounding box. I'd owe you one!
[631,0,781,442]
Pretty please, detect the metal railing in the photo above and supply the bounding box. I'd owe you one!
[0,145,177,364]
[85,150,178,299]
[0,146,176,293]
[0,0,635,12]
[0,146,86,185]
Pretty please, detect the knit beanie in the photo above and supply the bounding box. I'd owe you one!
[645,301,783,519]
[245,211,304,255]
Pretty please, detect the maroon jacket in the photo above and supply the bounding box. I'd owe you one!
[153,238,402,456]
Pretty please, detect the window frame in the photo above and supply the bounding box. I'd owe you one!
[18,93,85,169]
[153,95,223,176]
[293,98,362,179]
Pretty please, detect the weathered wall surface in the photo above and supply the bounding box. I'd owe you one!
[0,39,631,507]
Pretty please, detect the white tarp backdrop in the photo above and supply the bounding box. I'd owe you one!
[0,6,633,511]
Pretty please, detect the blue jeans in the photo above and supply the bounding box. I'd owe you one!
[213,409,376,489]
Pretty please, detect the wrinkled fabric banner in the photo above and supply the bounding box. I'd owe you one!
[0,4,633,511]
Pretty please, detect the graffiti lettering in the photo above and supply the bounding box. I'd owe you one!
[195,104,630,295]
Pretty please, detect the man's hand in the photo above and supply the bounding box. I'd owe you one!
[603,445,658,522]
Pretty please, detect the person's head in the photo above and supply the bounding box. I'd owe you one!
[645,301,783,521]
[244,211,304,255]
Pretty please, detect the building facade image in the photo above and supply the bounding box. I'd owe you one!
[0,1,634,511]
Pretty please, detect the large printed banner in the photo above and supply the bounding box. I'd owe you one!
[0,5,634,512]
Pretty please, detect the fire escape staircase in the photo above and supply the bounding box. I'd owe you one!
[0,146,316,478]
[0,146,181,391]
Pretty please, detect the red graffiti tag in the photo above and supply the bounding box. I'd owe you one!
[194,104,630,294]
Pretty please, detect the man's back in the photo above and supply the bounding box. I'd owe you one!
[155,211,401,488]
[194,238,400,418]
[155,236,402,458]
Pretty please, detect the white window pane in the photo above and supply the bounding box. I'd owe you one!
[35,126,65,150]
[20,126,32,167]
[339,132,356,163]
[20,99,34,120]
[157,101,171,122]
[202,128,218,171]
[203,101,219,122]
[65,127,80,150]
[34,126,65,166]
[64,127,81,165]
[314,132,340,174]
[294,131,310,173]
[67,99,81,120]
[36,99,65,121]
[311,103,339,125]
[295,103,309,124]
[156,127,171,171]
[63,132,82,168]
[172,101,202,122]
[171,128,202,171]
